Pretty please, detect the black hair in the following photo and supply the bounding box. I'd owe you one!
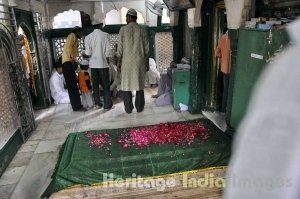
[93,23,103,29]
[127,14,137,21]
[223,26,228,34]
[80,64,89,70]
[54,62,62,69]
[72,26,83,33]
[54,56,62,69]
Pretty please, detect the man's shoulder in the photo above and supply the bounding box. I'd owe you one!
[121,23,145,31]
[119,25,127,31]
[85,32,94,39]
[50,71,57,80]
[94,29,109,37]
[102,31,109,37]
[136,24,147,32]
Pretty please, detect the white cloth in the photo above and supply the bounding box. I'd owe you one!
[224,18,300,199]
[84,29,110,69]
[49,71,70,104]
[109,64,120,91]
[145,58,160,86]
[21,46,30,79]
[176,63,191,70]
[82,92,94,109]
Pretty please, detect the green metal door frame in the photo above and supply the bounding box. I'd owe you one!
[189,0,216,113]
[14,8,49,109]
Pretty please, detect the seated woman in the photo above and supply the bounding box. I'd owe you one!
[152,57,191,106]
[49,59,70,104]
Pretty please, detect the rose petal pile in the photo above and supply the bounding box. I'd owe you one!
[117,122,210,148]
[84,131,111,149]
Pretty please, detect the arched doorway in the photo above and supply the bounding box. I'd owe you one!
[210,1,228,111]
[0,23,35,141]
[15,8,49,110]
[18,25,39,105]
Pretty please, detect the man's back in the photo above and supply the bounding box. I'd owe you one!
[85,29,109,68]
[118,23,148,63]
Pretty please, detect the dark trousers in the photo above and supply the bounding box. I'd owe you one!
[62,61,82,111]
[123,90,145,113]
[91,68,112,109]
[221,73,230,113]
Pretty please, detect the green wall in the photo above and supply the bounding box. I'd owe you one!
[0,129,23,177]
[229,28,290,129]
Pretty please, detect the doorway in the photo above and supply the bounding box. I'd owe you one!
[15,8,49,110]
[207,1,227,112]
[0,23,35,140]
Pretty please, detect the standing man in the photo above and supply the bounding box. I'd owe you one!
[83,19,112,110]
[215,27,231,113]
[116,8,149,114]
[62,26,85,111]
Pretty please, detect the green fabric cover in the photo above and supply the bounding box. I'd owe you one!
[43,119,231,196]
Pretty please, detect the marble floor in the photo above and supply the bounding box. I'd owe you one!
[0,88,225,199]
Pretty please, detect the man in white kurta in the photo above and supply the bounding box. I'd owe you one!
[49,62,70,104]
[83,20,112,110]
[116,8,149,113]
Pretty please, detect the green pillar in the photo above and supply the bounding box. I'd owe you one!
[15,9,48,109]
[149,29,156,59]
[189,27,203,113]
[225,29,239,134]
[157,16,162,26]
[172,11,185,63]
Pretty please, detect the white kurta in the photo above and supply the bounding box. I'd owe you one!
[145,58,160,86]
[84,29,110,69]
[117,22,149,91]
[49,71,70,104]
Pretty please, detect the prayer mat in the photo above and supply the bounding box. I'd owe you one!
[43,119,231,197]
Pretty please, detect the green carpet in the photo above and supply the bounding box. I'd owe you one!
[43,119,231,196]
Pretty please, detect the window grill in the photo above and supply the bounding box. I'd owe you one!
[108,33,118,49]
[155,32,173,73]
[52,38,84,62]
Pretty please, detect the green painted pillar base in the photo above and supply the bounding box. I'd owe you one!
[0,129,23,177]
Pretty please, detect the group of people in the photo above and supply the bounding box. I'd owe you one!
[49,7,194,114]
[49,8,150,113]
[48,14,300,198]
[48,19,229,114]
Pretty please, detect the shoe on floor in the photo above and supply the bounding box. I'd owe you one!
[93,104,103,109]
[74,107,87,112]
[104,105,115,111]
